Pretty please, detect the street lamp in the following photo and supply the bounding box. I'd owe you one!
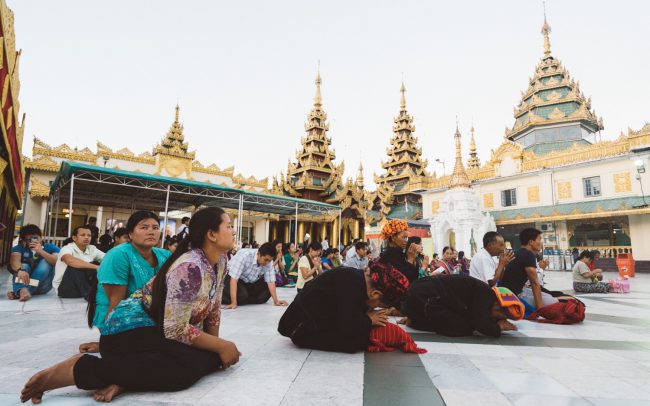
[435,159,446,176]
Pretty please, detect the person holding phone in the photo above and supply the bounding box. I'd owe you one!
[8,224,60,302]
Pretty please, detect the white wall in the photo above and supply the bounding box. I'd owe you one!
[629,214,650,261]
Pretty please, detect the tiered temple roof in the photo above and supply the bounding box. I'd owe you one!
[273,72,367,218]
[467,126,481,169]
[505,14,603,155]
[153,104,196,160]
[372,82,428,220]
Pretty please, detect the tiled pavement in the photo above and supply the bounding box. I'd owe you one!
[1,271,649,405]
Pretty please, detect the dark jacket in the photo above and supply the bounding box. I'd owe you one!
[404,275,501,337]
[278,267,371,353]
[380,246,418,282]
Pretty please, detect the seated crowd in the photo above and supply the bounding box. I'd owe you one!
[5,213,614,403]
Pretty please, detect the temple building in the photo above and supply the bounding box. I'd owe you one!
[271,72,367,246]
[418,15,650,266]
[23,106,271,244]
[0,0,24,263]
[369,82,429,223]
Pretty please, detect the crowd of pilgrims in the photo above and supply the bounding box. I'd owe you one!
[8,209,608,403]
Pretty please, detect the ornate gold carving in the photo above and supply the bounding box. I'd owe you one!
[557,181,572,199]
[614,172,632,193]
[25,155,59,172]
[547,107,566,119]
[483,193,494,208]
[527,186,540,203]
[29,177,50,198]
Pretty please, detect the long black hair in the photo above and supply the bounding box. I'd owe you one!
[147,206,227,329]
[86,210,161,328]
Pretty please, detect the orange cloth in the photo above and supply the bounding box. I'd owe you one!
[492,287,525,321]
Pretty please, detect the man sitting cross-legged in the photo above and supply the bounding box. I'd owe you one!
[54,226,105,299]
[223,242,288,309]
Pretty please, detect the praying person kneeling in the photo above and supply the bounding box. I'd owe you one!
[403,275,524,337]
[222,242,288,309]
[277,260,410,353]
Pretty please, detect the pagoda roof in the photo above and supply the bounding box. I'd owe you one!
[505,15,603,142]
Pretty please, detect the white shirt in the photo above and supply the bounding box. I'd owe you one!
[54,243,105,289]
[321,240,329,251]
[469,247,498,284]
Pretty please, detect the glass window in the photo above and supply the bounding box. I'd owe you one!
[501,189,517,207]
[583,176,601,197]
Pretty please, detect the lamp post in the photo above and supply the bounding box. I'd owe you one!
[102,155,109,167]
[635,159,647,207]
[435,159,446,176]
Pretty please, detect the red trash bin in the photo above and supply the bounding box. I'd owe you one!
[616,253,635,278]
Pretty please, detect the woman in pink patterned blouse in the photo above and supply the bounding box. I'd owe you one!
[21,207,240,403]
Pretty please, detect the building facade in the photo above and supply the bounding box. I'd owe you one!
[419,16,650,262]
[23,106,271,244]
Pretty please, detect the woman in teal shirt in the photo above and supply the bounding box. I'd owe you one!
[81,211,171,353]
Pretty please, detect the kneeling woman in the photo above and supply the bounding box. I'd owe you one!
[278,260,409,353]
[21,207,240,404]
[404,275,524,337]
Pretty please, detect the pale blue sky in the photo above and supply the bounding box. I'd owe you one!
[12,0,650,186]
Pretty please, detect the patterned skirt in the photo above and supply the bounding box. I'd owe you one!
[573,281,609,294]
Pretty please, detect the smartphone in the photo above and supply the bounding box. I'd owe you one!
[14,277,39,287]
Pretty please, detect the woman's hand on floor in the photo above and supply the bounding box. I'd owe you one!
[367,309,388,327]
[217,340,241,369]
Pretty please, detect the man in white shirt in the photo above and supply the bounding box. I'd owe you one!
[55,225,105,298]
[321,236,330,251]
[469,231,514,286]
[223,243,289,309]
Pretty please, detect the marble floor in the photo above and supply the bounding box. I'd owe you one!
[1,271,649,405]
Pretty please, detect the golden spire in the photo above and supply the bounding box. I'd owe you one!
[314,70,322,108]
[357,161,364,187]
[467,125,481,169]
[541,3,552,57]
[174,103,180,123]
[450,124,470,188]
[400,80,406,112]
[469,125,477,152]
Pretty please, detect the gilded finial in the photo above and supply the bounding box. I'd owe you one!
[357,161,364,187]
[450,123,471,188]
[400,80,406,112]
[314,68,322,108]
[174,103,180,123]
[469,125,477,152]
[541,2,552,57]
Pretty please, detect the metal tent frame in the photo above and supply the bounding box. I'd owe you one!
[44,161,342,246]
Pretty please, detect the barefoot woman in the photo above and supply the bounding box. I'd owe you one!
[21,207,240,403]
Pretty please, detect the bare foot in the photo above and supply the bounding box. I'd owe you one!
[94,384,125,402]
[20,354,83,403]
[79,342,100,354]
[18,288,31,302]
[7,291,16,300]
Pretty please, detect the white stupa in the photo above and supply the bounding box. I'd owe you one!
[429,125,495,255]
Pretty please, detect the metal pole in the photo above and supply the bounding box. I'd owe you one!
[294,203,298,246]
[237,194,243,247]
[53,192,60,241]
[44,197,53,241]
[67,174,75,237]
[161,184,171,247]
[338,209,342,250]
